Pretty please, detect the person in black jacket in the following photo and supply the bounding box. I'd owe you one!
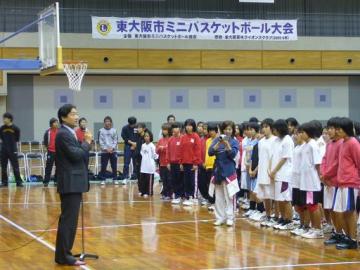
[0,112,23,187]
[121,116,137,180]
[54,104,92,266]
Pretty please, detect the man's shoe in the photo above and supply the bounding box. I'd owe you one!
[73,260,86,266]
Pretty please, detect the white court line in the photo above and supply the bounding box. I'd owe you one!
[30,217,246,233]
[0,200,165,206]
[202,261,360,270]
[0,214,92,270]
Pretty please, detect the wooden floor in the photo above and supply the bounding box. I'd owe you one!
[0,182,360,270]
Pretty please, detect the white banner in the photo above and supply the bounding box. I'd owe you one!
[92,17,297,41]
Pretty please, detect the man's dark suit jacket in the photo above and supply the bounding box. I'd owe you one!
[55,126,90,194]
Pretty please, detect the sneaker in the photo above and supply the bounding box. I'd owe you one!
[171,198,181,205]
[201,199,209,206]
[324,232,344,246]
[249,210,260,220]
[266,218,278,228]
[214,220,224,226]
[252,212,266,222]
[121,179,127,185]
[302,228,324,239]
[291,225,303,235]
[143,194,149,198]
[16,182,24,187]
[208,205,215,211]
[183,199,194,206]
[100,181,106,185]
[295,226,310,236]
[243,209,254,218]
[279,222,296,231]
[226,219,234,226]
[322,224,333,234]
[114,180,119,185]
[293,220,301,225]
[273,219,286,230]
[138,192,142,196]
[260,217,271,227]
[336,235,358,250]
[192,198,199,205]
[241,203,250,210]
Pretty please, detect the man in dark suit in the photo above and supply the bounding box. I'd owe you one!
[54,104,92,266]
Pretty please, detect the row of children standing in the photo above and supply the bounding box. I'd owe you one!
[238,117,360,250]
[94,113,360,250]
[155,119,241,227]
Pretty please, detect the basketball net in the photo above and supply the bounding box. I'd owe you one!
[63,61,87,91]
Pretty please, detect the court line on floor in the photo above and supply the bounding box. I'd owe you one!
[0,214,93,270]
[202,261,360,270]
[0,200,172,205]
[30,217,246,233]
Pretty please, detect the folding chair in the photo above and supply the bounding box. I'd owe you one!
[21,141,31,154]
[6,152,28,182]
[116,150,124,171]
[94,140,101,153]
[30,141,44,154]
[26,152,45,181]
[88,151,98,175]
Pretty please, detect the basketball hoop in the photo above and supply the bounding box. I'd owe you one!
[63,61,87,91]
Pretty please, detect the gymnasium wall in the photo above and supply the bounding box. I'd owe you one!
[1,0,360,36]
[349,76,360,122]
[2,33,360,51]
[7,75,34,140]
[29,75,349,142]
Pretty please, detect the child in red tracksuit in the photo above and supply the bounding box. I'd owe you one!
[167,123,183,204]
[332,117,360,250]
[180,119,201,206]
[156,123,172,200]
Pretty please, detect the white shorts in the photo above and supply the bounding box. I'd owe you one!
[333,187,359,213]
[323,186,335,210]
[255,183,275,200]
[274,181,292,202]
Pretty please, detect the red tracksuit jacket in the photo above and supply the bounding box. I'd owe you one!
[156,137,170,167]
[179,133,201,165]
[167,135,182,164]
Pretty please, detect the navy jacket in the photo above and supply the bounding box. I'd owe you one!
[209,136,239,183]
[121,124,137,147]
[55,126,91,194]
